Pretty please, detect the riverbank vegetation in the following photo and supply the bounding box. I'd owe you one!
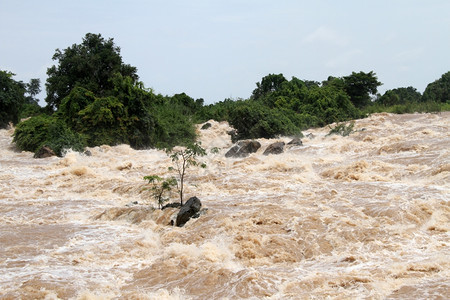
[1,33,448,156]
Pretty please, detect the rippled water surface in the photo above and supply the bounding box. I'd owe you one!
[0,112,449,299]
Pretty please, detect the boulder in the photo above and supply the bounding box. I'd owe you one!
[176,197,202,227]
[225,140,261,158]
[227,129,238,142]
[305,133,315,139]
[201,122,212,130]
[263,142,285,155]
[34,146,56,158]
[287,137,303,146]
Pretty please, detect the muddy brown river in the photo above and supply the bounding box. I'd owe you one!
[0,112,448,299]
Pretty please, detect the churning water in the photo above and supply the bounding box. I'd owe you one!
[0,112,449,299]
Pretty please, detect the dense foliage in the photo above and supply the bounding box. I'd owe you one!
[0,71,43,128]
[0,71,26,128]
[11,33,201,156]
[197,74,362,140]
[12,114,85,156]
[45,33,138,110]
[422,71,449,103]
[4,32,449,157]
[376,87,422,106]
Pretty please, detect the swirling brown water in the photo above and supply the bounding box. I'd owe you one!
[0,112,449,299]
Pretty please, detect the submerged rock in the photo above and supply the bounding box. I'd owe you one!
[201,122,212,130]
[34,146,56,158]
[176,196,202,227]
[305,133,315,139]
[227,129,238,142]
[287,137,303,146]
[263,142,285,155]
[225,140,261,158]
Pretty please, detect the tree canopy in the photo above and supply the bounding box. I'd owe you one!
[0,70,26,128]
[343,71,382,108]
[422,71,449,103]
[377,87,422,106]
[45,33,138,110]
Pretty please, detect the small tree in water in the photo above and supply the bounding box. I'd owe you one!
[143,175,177,209]
[167,143,206,205]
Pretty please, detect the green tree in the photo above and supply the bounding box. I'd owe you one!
[143,175,177,209]
[0,70,26,128]
[25,78,41,104]
[251,73,287,100]
[228,102,304,140]
[377,87,421,106]
[343,71,382,108]
[45,33,138,110]
[76,95,127,146]
[19,78,44,119]
[422,71,449,103]
[167,143,206,205]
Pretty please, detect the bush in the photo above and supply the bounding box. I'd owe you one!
[228,103,303,140]
[13,115,52,152]
[327,121,355,137]
[13,115,86,156]
[153,102,197,149]
[18,103,44,120]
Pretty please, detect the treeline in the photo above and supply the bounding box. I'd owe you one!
[1,33,448,156]
[196,70,449,141]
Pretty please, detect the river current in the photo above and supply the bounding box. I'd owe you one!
[0,112,449,299]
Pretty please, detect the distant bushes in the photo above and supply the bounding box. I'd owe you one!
[364,100,446,115]
[196,74,363,140]
[228,103,304,140]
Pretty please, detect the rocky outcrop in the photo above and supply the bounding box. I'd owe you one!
[263,142,285,155]
[305,133,315,139]
[201,122,212,130]
[176,197,202,227]
[287,137,303,146]
[227,129,238,142]
[34,146,56,158]
[225,140,261,158]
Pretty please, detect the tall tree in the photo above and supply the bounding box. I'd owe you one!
[343,71,382,108]
[25,78,41,104]
[377,86,421,106]
[45,33,138,109]
[251,73,287,100]
[422,71,449,103]
[0,70,26,128]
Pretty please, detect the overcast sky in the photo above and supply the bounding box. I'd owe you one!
[1,0,449,105]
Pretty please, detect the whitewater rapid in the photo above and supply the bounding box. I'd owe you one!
[0,112,449,299]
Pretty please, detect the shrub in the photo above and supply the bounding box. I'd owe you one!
[13,115,86,156]
[327,121,355,137]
